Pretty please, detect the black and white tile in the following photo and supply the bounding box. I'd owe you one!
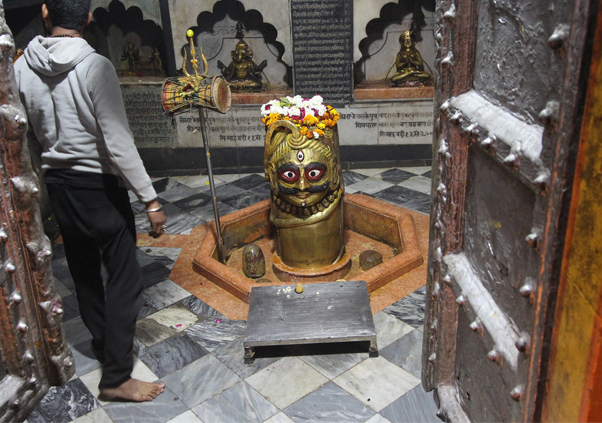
[384,286,427,328]
[213,337,288,380]
[185,318,247,352]
[179,295,226,321]
[28,378,100,423]
[373,185,431,214]
[103,385,188,423]
[332,356,420,411]
[379,168,418,184]
[342,170,368,186]
[137,333,209,378]
[283,381,375,423]
[380,385,440,423]
[380,329,424,379]
[33,168,439,423]
[162,354,241,408]
[192,381,279,423]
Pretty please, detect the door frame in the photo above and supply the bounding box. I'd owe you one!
[422,0,597,421]
[0,5,75,422]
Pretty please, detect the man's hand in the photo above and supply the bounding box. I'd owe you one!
[145,199,167,238]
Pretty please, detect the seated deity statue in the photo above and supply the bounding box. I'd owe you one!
[391,30,433,86]
[217,39,267,91]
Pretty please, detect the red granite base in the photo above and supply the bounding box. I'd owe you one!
[192,194,424,303]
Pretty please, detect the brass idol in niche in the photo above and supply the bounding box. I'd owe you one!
[218,22,267,91]
[261,96,344,269]
[391,30,433,87]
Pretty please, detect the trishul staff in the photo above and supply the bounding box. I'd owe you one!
[161,29,232,262]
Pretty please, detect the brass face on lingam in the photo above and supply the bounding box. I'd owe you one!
[262,96,344,269]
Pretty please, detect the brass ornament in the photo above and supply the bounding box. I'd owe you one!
[161,31,231,116]
[391,30,433,87]
[262,97,345,269]
[217,22,267,91]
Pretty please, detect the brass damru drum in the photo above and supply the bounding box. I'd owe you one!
[161,75,231,116]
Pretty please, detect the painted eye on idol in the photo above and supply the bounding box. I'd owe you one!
[305,163,327,181]
[296,150,304,161]
[278,167,300,183]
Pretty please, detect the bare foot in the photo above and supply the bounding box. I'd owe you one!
[100,378,165,402]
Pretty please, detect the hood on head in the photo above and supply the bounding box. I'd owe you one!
[24,35,95,77]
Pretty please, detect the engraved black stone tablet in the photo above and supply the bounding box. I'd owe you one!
[291,0,353,106]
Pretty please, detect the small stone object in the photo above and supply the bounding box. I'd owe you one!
[242,244,266,279]
[257,278,271,284]
[359,250,383,271]
[295,283,304,294]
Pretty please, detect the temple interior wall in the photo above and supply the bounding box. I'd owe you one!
[360,10,437,82]
[8,0,436,174]
[194,14,289,88]
[168,0,292,68]
[91,0,163,25]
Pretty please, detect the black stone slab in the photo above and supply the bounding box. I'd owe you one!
[244,281,377,363]
[291,0,353,105]
[159,0,177,77]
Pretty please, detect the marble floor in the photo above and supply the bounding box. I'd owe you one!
[27,167,440,423]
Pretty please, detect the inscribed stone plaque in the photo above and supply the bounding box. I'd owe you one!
[291,0,353,105]
[121,84,176,148]
[335,101,434,146]
[176,107,265,148]
[376,104,434,145]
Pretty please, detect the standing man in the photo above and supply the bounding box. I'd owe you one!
[15,0,166,402]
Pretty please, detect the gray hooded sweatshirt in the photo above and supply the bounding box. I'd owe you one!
[15,36,156,203]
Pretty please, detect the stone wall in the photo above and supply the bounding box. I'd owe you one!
[121,82,433,175]
[91,0,163,25]
[6,0,436,175]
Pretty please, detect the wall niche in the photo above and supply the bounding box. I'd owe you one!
[86,0,167,76]
[183,0,290,89]
[355,0,436,95]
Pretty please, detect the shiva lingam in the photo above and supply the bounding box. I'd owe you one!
[261,95,351,280]
[390,30,433,87]
[218,22,267,92]
[192,96,424,301]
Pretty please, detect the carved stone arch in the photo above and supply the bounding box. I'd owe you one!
[354,0,436,84]
[87,0,167,73]
[90,0,163,26]
[181,0,290,87]
[169,0,291,69]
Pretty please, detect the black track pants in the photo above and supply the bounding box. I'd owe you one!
[47,182,142,390]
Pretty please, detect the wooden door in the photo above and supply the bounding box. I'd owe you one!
[422,0,598,421]
[0,3,74,422]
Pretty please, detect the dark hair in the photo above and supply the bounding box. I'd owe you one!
[44,0,91,30]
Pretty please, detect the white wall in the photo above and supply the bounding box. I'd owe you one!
[90,0,163,25]
[168,0,292,68]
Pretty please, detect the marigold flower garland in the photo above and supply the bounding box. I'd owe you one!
[261,95,340,139]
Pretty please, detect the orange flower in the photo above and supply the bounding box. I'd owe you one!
[261,103,339,132]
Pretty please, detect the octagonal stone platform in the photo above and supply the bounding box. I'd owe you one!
[193,193,424,303]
